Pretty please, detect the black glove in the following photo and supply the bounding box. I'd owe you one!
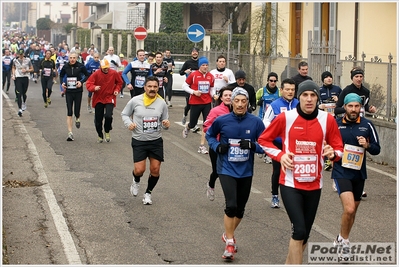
[239,139,256,151]
[217,143,230,154]
[111,60,118,66]
[257,99,264,106]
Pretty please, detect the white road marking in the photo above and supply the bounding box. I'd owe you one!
[4,92,82,265]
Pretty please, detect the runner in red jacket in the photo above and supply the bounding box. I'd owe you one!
[86,59,123,143]
[258,80,344,264]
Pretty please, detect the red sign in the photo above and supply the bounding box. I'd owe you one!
[134,26,147,41]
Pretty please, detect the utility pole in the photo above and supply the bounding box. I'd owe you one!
[227,12,232,69]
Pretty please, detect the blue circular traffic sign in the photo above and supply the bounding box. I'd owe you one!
[186,24,205,43]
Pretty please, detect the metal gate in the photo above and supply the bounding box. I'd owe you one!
[307,30,341,86]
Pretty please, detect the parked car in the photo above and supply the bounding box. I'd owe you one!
[171,61,186,94]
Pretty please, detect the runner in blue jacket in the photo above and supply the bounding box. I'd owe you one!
[206,87,265,261]
[331,93,380,261]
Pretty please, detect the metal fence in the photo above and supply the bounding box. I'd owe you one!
[94,30,396,121]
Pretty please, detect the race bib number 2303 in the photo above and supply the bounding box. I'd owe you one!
[293,155,318,182]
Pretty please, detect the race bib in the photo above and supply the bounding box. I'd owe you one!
[135,76,145,88]
[43,68,51,77]
[227,139,249,162]
[198,81,210,93]
[157,76,164,87]
[293,155,318,182]
[4,58,11,65]
[67,77,77,89]
[342,144,364,170]
[324,103,336,115]
[143,116,159,133]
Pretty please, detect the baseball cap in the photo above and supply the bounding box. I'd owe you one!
[18,49,24,55]
[119,53,124,58]
[100,59,110,69]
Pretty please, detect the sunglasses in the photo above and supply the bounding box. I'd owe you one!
[269,80,277,82]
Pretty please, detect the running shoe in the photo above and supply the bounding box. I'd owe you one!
[264,155,272,164]
[324,159,332,171]
[75,118,81,129]
[47,98,51,105]
[120,94,124,98]
[206,183,215,201]
[130,182,139,196]
[97,137,104,143]
[22,102,26,111]
[182,115,186,125]
[87,105,92,113]
[222,233,237,252]
[105,132,111,142]
[222,242,236,260]
[340,240,351,261]
[18,109,23,117]
[361,191,367,198]
[44,102,48,108]
[198,145,208,154]
[191,125,200,133]
[182,127,188,138]
[271,195,280,208]
[67,132,74,141]
[142,193,152,205]
[334,236,351,262]
[257,153,263,158]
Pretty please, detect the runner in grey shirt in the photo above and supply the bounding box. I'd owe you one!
[121,76,170,205]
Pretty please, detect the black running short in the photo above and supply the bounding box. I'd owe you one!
[131,137,164,163]
[333,178,365,201]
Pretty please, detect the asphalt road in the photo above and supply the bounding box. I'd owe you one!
[2,80,397,265]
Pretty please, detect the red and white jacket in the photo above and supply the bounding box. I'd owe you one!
[258,109,343,190]
[183,70,215,105]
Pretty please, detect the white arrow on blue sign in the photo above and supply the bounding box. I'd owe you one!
[186,24,205,43]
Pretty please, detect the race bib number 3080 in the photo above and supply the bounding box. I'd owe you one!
[293,155,318,182]
[142,116,159,133]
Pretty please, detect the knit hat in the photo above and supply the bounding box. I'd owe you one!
[100,59,110,69]
[344,93,362,105]
[267,72,278,81]
[321,71,333,82]
[231,87,249,100]
[235,70,246,79]
[297,80,320,100]
[350,68,364,79]
[192,47,199,53]
[198,56,209,67]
